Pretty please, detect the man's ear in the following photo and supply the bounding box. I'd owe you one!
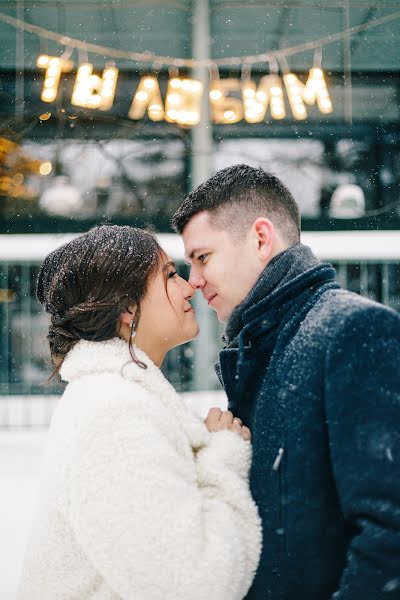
[251,218,275,262]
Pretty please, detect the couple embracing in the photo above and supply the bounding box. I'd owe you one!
[19,165,400,600]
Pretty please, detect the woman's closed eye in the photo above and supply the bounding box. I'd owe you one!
[168,270,178,279]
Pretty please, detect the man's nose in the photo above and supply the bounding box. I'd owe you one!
[188,268,206,290]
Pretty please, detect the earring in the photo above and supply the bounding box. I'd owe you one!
[130,319,136,340]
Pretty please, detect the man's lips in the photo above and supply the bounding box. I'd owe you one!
[206,294,217,305]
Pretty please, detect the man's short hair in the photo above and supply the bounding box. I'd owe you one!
[172,164,301,245]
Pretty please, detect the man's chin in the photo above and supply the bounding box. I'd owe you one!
[215,308,229,324]
[208,298,230,323]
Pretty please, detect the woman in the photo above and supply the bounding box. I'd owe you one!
[18,225,262,600]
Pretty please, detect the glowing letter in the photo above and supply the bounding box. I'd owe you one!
[242,74,285,122]
[71,63,119,110]
[128,76,164,121]
[210,79,244,124]
[165,78,203,126]
[36,55,73,103]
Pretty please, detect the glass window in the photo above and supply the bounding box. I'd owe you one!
[0,261,63,395]
[0,137,187,231]
[380,141,400,217]
[215,137,382,219]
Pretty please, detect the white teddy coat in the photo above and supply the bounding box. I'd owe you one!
[18,338,262,600]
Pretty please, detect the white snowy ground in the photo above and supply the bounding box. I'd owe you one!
[0,391,226,600]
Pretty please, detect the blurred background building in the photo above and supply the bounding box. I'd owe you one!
[1,0,400,428]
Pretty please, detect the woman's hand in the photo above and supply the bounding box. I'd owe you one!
[204,408,251,441]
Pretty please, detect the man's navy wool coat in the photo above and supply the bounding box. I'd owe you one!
[217,258,400,600]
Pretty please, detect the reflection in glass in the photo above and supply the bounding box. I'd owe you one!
[0,139,186,224]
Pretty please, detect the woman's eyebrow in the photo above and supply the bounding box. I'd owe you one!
[163,260,177,271]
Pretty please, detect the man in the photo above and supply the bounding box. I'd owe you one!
[172,164,400,600]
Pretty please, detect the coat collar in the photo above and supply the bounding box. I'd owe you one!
[224,262,338,350]
[60,337,166,389]
[60,337,209,448]
[224,244,320,345]
[241,263,337,337]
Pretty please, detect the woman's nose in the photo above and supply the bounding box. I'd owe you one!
[182,277,195,300]
[186,285,195,300]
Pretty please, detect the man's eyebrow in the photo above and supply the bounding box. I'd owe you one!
[188,248,207,260]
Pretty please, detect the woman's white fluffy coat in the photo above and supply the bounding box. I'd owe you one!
[18,338,262,600]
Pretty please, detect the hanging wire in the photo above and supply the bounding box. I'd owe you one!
[61,43,74,62]
[0,9,399,68]
[168,64,179,79]
[268,56,279,75]
[151,60,163,78]
[78,46,89,65]
[105,59,116,69]
[313,45,323,69]
[240,59,252,85]
[209,62,220,83]
[278,54,291,74]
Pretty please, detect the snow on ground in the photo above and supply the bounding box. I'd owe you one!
[0,431,46,600]
[0,391,226,600]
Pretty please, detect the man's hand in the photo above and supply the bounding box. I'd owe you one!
[204,408,251,441]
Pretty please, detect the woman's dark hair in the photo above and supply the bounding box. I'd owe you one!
[36,225,164,378]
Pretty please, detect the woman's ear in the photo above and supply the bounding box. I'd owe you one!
[120,307,135,326]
